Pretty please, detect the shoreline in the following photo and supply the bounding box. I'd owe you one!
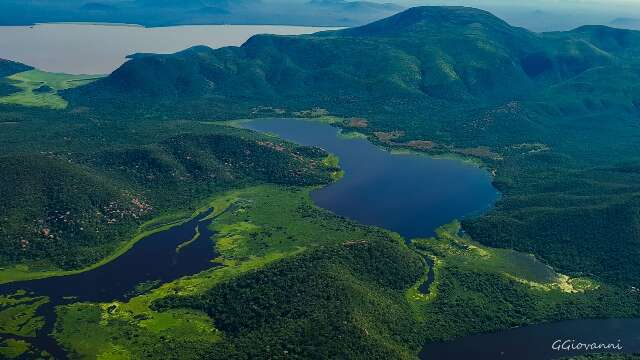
[0,190,237,285]
[2,22,344,30]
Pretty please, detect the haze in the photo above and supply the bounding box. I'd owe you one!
[384,0,640,31]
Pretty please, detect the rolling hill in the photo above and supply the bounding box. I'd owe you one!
[67,6,640,288]
[5,6,640,359]
[69,6,639,113]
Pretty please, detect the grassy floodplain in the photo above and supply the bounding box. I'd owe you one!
[408,222,638,345]
[0,338,32,359]
[0,290,51,359]
[0,290,48,337]
[0,179,287,285]
[50,183,640,359]
[0,70,102,109]
[53,184,401,359]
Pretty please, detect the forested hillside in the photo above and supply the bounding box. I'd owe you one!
[0,105,336,278]
[67,6,640,287]
[0,59,32,78]
[69,6,640,112]
[0,60,32,96]
[4,6,640,359]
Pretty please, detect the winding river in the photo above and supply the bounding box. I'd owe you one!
[0,209,222,358]
[1,118,634,359]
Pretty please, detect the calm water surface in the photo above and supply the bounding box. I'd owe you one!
[0,208,223,358]
[242,118,498,239]
[242,118,640,359]
[0,209,220,302]
[0,23,336,74]
[422,318,640,360]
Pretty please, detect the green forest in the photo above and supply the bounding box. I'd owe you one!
[2,5,640,360]
[66,6,640,288]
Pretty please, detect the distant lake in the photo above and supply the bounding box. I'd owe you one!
[0,23,337,74]
[241,118,499,239]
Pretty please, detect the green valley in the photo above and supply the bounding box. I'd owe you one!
[66,6,640,288]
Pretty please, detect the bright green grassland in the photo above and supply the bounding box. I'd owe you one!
[53,185,396,359]
[0,338,31,359]
[0,290,48,337]
[0,70,102,109]
[52,186,640,359]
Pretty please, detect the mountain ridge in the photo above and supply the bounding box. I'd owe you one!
[60,6,640,288]
[67,6,640,112]
[337,6,517,36]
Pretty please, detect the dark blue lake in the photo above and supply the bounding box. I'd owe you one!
[241,118,499,239]
[242,118,640,360]
[421,318,640,360]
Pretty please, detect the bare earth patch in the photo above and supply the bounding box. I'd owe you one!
[406,140,436,150]
[374,131,405,142]
[456,146,503,161]
[345,118,368,128]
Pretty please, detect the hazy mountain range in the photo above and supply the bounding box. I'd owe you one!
[0,0,403,27]
[611,17,640,30]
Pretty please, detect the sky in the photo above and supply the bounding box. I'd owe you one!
[389,0,640,6]
[373,0,640,31]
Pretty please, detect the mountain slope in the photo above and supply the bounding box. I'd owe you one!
[70,6,637,109]
[0,59,32,78]
[65,6,640,288]
[0,112,336,275]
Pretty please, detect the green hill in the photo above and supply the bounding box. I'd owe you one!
[68,6,637,110]
[151,239,425,358]
[0,111,336,278]
[65,6,640,288]
[6,6,640,359]
[0,59,32,78]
